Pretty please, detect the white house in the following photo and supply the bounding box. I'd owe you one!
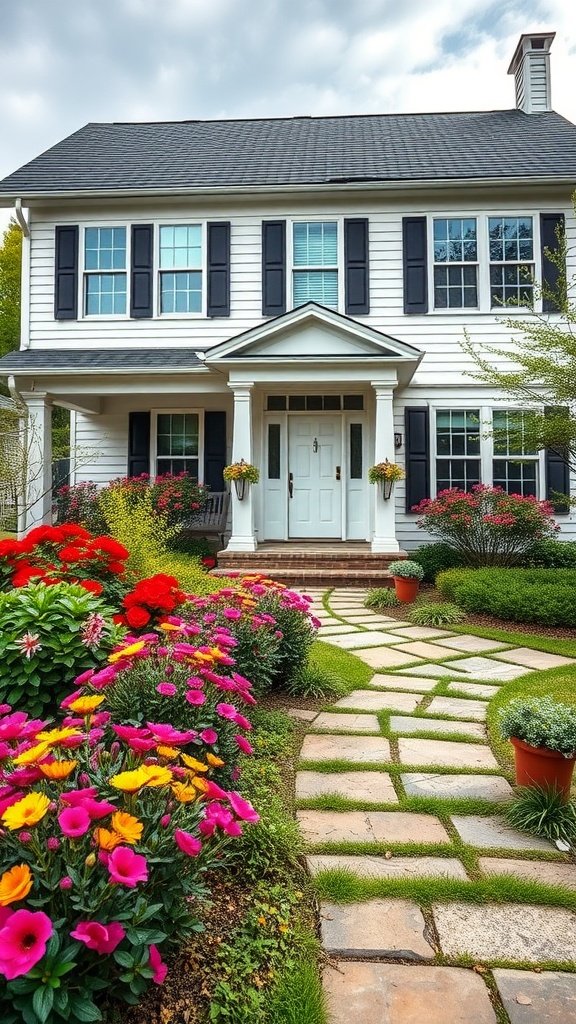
[0,31,575,574]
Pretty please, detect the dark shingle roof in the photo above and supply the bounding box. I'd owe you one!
[1,109,575,196]
[0,349,204,372]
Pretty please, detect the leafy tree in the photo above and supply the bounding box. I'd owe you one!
[0,219,21,357]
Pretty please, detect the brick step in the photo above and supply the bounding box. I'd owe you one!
[216,551,406,570]
[211,566,394,588]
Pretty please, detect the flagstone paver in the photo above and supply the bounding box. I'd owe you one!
[389,715,486,739]
[433,903,576,962]
[446,681,500,698]
[298,810,450,845]
[425,695,488,721]
[300,733,391,763]
[432,634,511,653]
[296,770,398,804]
[317,623,362,635]
[287,708,318,722]
[388,640,468,660]
[312,712,381,733]
[307,853,469,880]
[478,857,576,890]
[493,646,576,669]
[401,773,514,802]
[335,690,422,712]
[387,625,456,640]
[321,899,435,959]
[327,630,411,649]
[370,673,438,692]
[352,646,424,668]
[398,663,469,678]
[450,815,554,852]
[493,969,576,1023]
[398,738,499,769]
[441,655,533,680]
[323,962,497,1024]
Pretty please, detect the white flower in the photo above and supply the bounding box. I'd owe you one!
[15,632,42,659]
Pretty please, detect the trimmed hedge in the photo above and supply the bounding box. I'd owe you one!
[412,542,465,582]
[526,539,576,569]
[437,568,576,627]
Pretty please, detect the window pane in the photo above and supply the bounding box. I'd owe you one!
[84,227,126,271]
[433,218,477,264]
[436,409,480,456]
[288,395,306,411]
[492,409,536,456]
[293,221,337,267]
[157,457,199,479]
[434,264,477,310]
[161,271,202,313]
[323,395,341,410]
[293,270,338,308]
[160,224,202,269]
[156,413,199,462]
[267,396,287,411]
[268,424,281,479]
[85,273,126,315]
[350,423,363,479]
[343,394,364,410]
[306,395,323,410]
[436,458,481,492]
[493,458,537,497]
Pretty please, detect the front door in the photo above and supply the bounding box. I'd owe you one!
[288,416,342,538]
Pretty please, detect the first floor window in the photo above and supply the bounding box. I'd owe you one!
[84,227,127,315]
[433,218,478,309]
[159,225,202,313]
[156,413,199,477]
[292,221,338,309]
[436,408,480,491]
[492,409,538,496]
[489,216,534,308]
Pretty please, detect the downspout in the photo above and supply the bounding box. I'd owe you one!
[7,376,29,537]
[13,199,29,237]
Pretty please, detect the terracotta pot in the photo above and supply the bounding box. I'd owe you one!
[393,576,420,604]
[511,736,576,801]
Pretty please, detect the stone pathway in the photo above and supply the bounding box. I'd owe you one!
[297,588,576,1024]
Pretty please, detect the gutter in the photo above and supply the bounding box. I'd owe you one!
[13,199,29,236]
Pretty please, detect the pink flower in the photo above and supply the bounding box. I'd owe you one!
[81,798,117,820]
[185,690,206,706]
[108,846,148,887]
[81,613,106,649]
[223,607,242,620]
[70,920,126,954]
[235,735,254,755]
[229,791,260,823]
[59,877,73,890]
[233,713,252,732]
[18,831,32,844]
[160,814,171,828]
[59,806,91,838]
[14,633,42,659]
[47,837,60,851]
[146,724,197,744]
[61,787,98,805]
[90,666,119,689]
[174,829,202,857]
[216,703,237,720]
[148,944,168,984]
[0,909,53,980]
[200,728,218,744]
[156,683,177,696]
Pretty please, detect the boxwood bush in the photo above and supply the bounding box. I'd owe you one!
[525,539,576,569]
[412,542,465,582]
[437,567,576,627]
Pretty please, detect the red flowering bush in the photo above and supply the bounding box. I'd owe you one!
[0,698,255,1023]
[0,524,130,604]
[413,485,559,567]
[115,574,185,631]
[53,482,106,534]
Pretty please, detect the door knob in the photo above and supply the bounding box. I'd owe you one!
[312,438,318,453]
[335,466,341,481]
[288,472,294,498]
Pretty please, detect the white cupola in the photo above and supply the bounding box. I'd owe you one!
[508,32,555,113]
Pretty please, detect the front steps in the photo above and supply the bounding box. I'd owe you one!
[214,543,406,588]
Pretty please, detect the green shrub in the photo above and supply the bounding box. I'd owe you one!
[526,539,576,568]
[437,567,576,627]
[286,665,346,700]
[499,696,576,756]
[412,542,465,582]
[0,581,119,716]
[408,602,466,627]
[365,587,400,609]
[258,594,316,689]
[506,786,576,845]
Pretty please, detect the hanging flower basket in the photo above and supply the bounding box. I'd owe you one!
[223,460,260,502]
[368,460,405,500]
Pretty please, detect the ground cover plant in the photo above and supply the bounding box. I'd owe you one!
[506,785,576,846]
[437,566,576,627]
[407,601,466,627]
[364,587,400,608]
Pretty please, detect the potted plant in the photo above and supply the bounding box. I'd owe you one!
[499,696,576,800]
[223,459,260,501]
[388,560,424,603]
[368,460,405,500]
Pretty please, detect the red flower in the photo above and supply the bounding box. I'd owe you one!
[125,606,152,628]
[58,545,86,563]
[78,580,104,596]
[91,537,130,560]
[107,562,126,575]
[11,566,47,587]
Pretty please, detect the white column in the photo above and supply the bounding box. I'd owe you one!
[371,385,400,553]
[22,393,53,532]
[226,383,257,552]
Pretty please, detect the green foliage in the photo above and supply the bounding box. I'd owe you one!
[286,665,346,700]
[526,539,576,568]
[499,695,576,757]
[364,587,400,608]
[0,582,118,716]
[412,541,465,582]
[388,559,425,580]
[267,954,327,1024]
[506,785,576,845]
[437,567,576,627]
[0,220,21,361]
[407,602,466,627]
[258,595,316,688]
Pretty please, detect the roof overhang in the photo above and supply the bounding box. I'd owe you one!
[0,348,209,376]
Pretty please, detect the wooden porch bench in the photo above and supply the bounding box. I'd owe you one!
[181,491,230,548]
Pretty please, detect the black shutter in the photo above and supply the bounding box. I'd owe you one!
[262,220,286,316]
[403,217,428,314]
[130,225,153,318]
[544,406,570,513]
[540,213,565,313]
[405,407,430,511]
[207,222,230,317]
[204,411,227,490]
[128,412,151,478]
[54,226,79,320]
[344,218,370,315]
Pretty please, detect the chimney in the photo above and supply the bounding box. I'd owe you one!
[508,32,555,113]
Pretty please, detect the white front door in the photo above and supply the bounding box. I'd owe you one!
[288,416,342,538]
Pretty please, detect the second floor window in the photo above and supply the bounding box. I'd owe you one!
[489,216,534,308]
[433,218,478,309]
[159,225,203,313]
[292,221,338,309]
[84,227,127,315]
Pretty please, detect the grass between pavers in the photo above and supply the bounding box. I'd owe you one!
[449,622,576,658]
[296,794,508,816]
[298,759,506,776]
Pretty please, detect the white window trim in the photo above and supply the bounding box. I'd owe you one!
[155,220,207,319]
[150,408,204,483]
[427,212,543,315]
[288,216,344,314]
[81,224,130,320]
[431,216,480,312]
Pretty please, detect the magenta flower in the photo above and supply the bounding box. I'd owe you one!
[223,607,242,620]
[235,735,254,755]
[200,728,218,745]
[146,724,197,744]
[70,920,126,954]
[174,829,202,857]
[233,712,252,732]
[185,676,205,688]
[0,909,53,980]
[148,943,168,984]
[61,787,98,805]
[81,798,117,820]
[90,666,119,689]
[47,837,60,851]
[216,703,237,720]
[185,690,206,706]
[156,683,177,696]
[59,806,91,838]
[108,846,148,887]
[18,831,32,844]
[229,791,260,823]
[59,877,73,890]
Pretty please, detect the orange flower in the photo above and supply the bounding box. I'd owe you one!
[171,782,197,803]
[94,827,123,851]
[111,811,143,845]
[181,754,209,773]
[190,776,209,794]
[40,760,78,781]
[206,753,225,768]
[37,727,83,745]
[108,640,146,664]
[140,765,172,788]
[13,742,51,766]
[157,745,180,759]
[68,695,105,715]
[0,864,33,906]
[2,793,50,831]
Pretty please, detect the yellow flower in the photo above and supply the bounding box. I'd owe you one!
[13,742,51,766]
[190,776,209,794]
[171,782,197,803]
[108,641,146,663]
[157,745,180,759]
[109,768,150,793]
[94,827,123,851]
[140,764,172,787]
[0,864,33,906]
[68,695,105,715]
[40,760,78,781]
[192,651,214,664]
[158,623,180,632]
[37,727,83,745]
[111,811,143,845]
[181,754,209,773]
[2,792,51,831]
[206,753,225,768]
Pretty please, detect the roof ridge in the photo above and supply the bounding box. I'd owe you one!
[94,108,521,128]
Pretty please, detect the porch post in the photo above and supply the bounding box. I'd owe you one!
[226,383,257,551]
[22,393,53,532]
[371,384,400,553]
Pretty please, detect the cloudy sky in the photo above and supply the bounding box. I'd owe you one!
[0,0,574,217]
